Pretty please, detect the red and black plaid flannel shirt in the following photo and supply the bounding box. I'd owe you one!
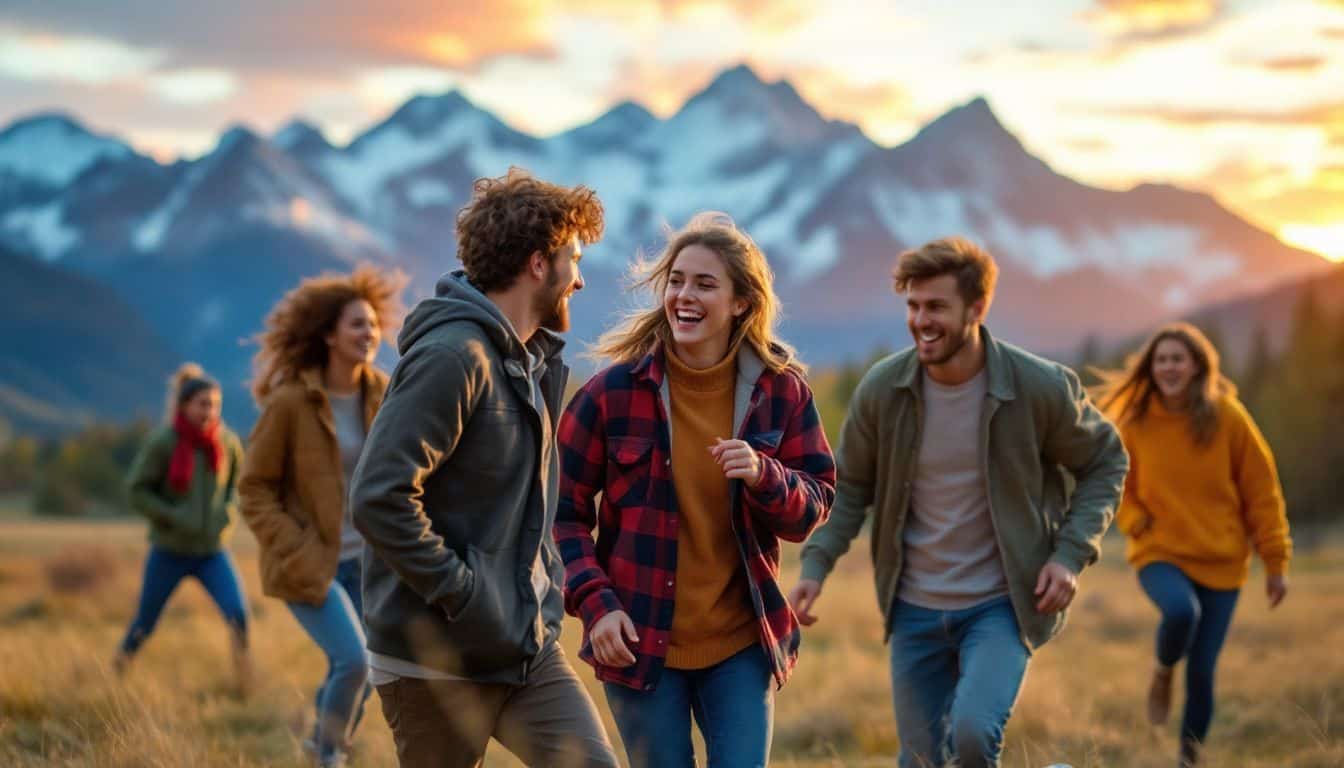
[554,344,836,691]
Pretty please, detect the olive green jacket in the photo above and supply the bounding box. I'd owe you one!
[126,425,244,555]
[799,327,1128,649]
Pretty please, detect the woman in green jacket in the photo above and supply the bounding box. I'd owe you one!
[114,363,249,692]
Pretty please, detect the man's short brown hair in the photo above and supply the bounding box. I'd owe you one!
[455,167,604,293]
[893,236,999,309]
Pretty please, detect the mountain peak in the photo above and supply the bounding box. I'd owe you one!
[675,63,855,148]
[385,90,478,136]
[0,112,132,187]
[0,112,87,138]
[604,100,656,126]
[273,119,329,152]
[917,96,1010,143]
[561,100,657,146]
[879,95,1053,192]
[705,62,768,93]
[216,124,263,155]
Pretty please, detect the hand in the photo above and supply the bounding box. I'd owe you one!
[1034,561,1078,614]
[1266,574,1288,609]
[591,610,638,667]
[788,579,823,626]
[207,506,231,538]
[709,438,763,487]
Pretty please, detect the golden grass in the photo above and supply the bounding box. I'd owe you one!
[0,521,1339,767]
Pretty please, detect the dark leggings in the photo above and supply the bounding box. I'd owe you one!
[1138,562,1239,752]
[121,547,248,654]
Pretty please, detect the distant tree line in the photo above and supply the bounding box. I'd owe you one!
[0,420,150,517]
[3,287,1339,527]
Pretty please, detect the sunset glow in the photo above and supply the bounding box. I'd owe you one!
[0,1,1340,265]
[1280,223,1344,263]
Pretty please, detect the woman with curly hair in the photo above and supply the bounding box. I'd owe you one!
[239,264,406,767]
[554,213,836,767]
[1095,322,1291,767]
[116,363,248,689]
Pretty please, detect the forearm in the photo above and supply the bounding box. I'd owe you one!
[745,457,836,542]
[798,484,869,582]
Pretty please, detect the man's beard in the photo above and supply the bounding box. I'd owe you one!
[914,310,974,366]
[536,268,570,333]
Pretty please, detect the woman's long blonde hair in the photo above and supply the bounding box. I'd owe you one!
[1092,321,1235,446]
[250,264,407,404]
[590,212,802,374]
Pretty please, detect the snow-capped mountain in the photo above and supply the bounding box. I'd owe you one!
[0,114,132,200]
[0,64,1331,427]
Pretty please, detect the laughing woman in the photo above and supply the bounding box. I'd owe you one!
[1096,322,1292,767]
[554,213,836,767]
[239,266,405,768]
[116,363,248,689]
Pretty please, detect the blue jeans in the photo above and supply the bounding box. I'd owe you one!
[121,547,248,654]
[603,645,774,768]
[1138,562,1239,750]
[287,557,371,764]
[888,596,1031,768]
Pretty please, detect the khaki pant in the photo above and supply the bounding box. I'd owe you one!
[376,645,619,768]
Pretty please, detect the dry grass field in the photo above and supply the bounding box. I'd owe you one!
[1,512,1340,767]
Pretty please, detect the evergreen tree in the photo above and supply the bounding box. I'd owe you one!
[1240,324,1273,410]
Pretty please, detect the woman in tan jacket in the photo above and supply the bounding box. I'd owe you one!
[239,265,405,768]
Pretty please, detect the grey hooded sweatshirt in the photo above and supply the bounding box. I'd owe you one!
[351,270,569,684]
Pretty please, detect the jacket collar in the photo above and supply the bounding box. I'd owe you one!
[632,337,766,387]
[299,365,387,430]
[891,325,1016,402]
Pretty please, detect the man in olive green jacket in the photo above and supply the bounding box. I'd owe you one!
[790,237,1127,768]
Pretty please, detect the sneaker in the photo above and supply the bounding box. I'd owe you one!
[1148,665,1174,726]
[302,735,351,768]
[111,650,132,678]
[1180,736,1200,767]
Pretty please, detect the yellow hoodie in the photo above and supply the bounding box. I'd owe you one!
[1116,394,1291,590]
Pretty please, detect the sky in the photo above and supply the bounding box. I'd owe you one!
[1,0,1342,261]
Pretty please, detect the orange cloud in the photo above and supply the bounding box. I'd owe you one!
[786,68,913,126]
[649,0,812,32]
[1252,55,1327,72]
[1060,136,1113,153]
[0,2,557,74]
[1086,101,1344,127]
[1082,0,1225,44]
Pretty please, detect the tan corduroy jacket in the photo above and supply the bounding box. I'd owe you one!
[239,367,387,605]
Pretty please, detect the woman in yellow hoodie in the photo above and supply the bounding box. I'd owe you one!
[1097,322,1291,767]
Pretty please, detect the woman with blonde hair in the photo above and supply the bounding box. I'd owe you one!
[116,363,248,690]
[554,213,836,767]
[1095,322,1291,767]
[239,264,405,767]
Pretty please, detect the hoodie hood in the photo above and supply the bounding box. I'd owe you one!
[398,270,565,363]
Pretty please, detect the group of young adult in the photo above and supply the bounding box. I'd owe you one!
[114,168,1293,768]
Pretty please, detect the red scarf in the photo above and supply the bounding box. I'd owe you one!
[167,412,223,494]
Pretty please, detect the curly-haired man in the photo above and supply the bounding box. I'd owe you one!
[351,168,619,767]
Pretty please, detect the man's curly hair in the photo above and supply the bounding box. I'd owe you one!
[455,167,604,293]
